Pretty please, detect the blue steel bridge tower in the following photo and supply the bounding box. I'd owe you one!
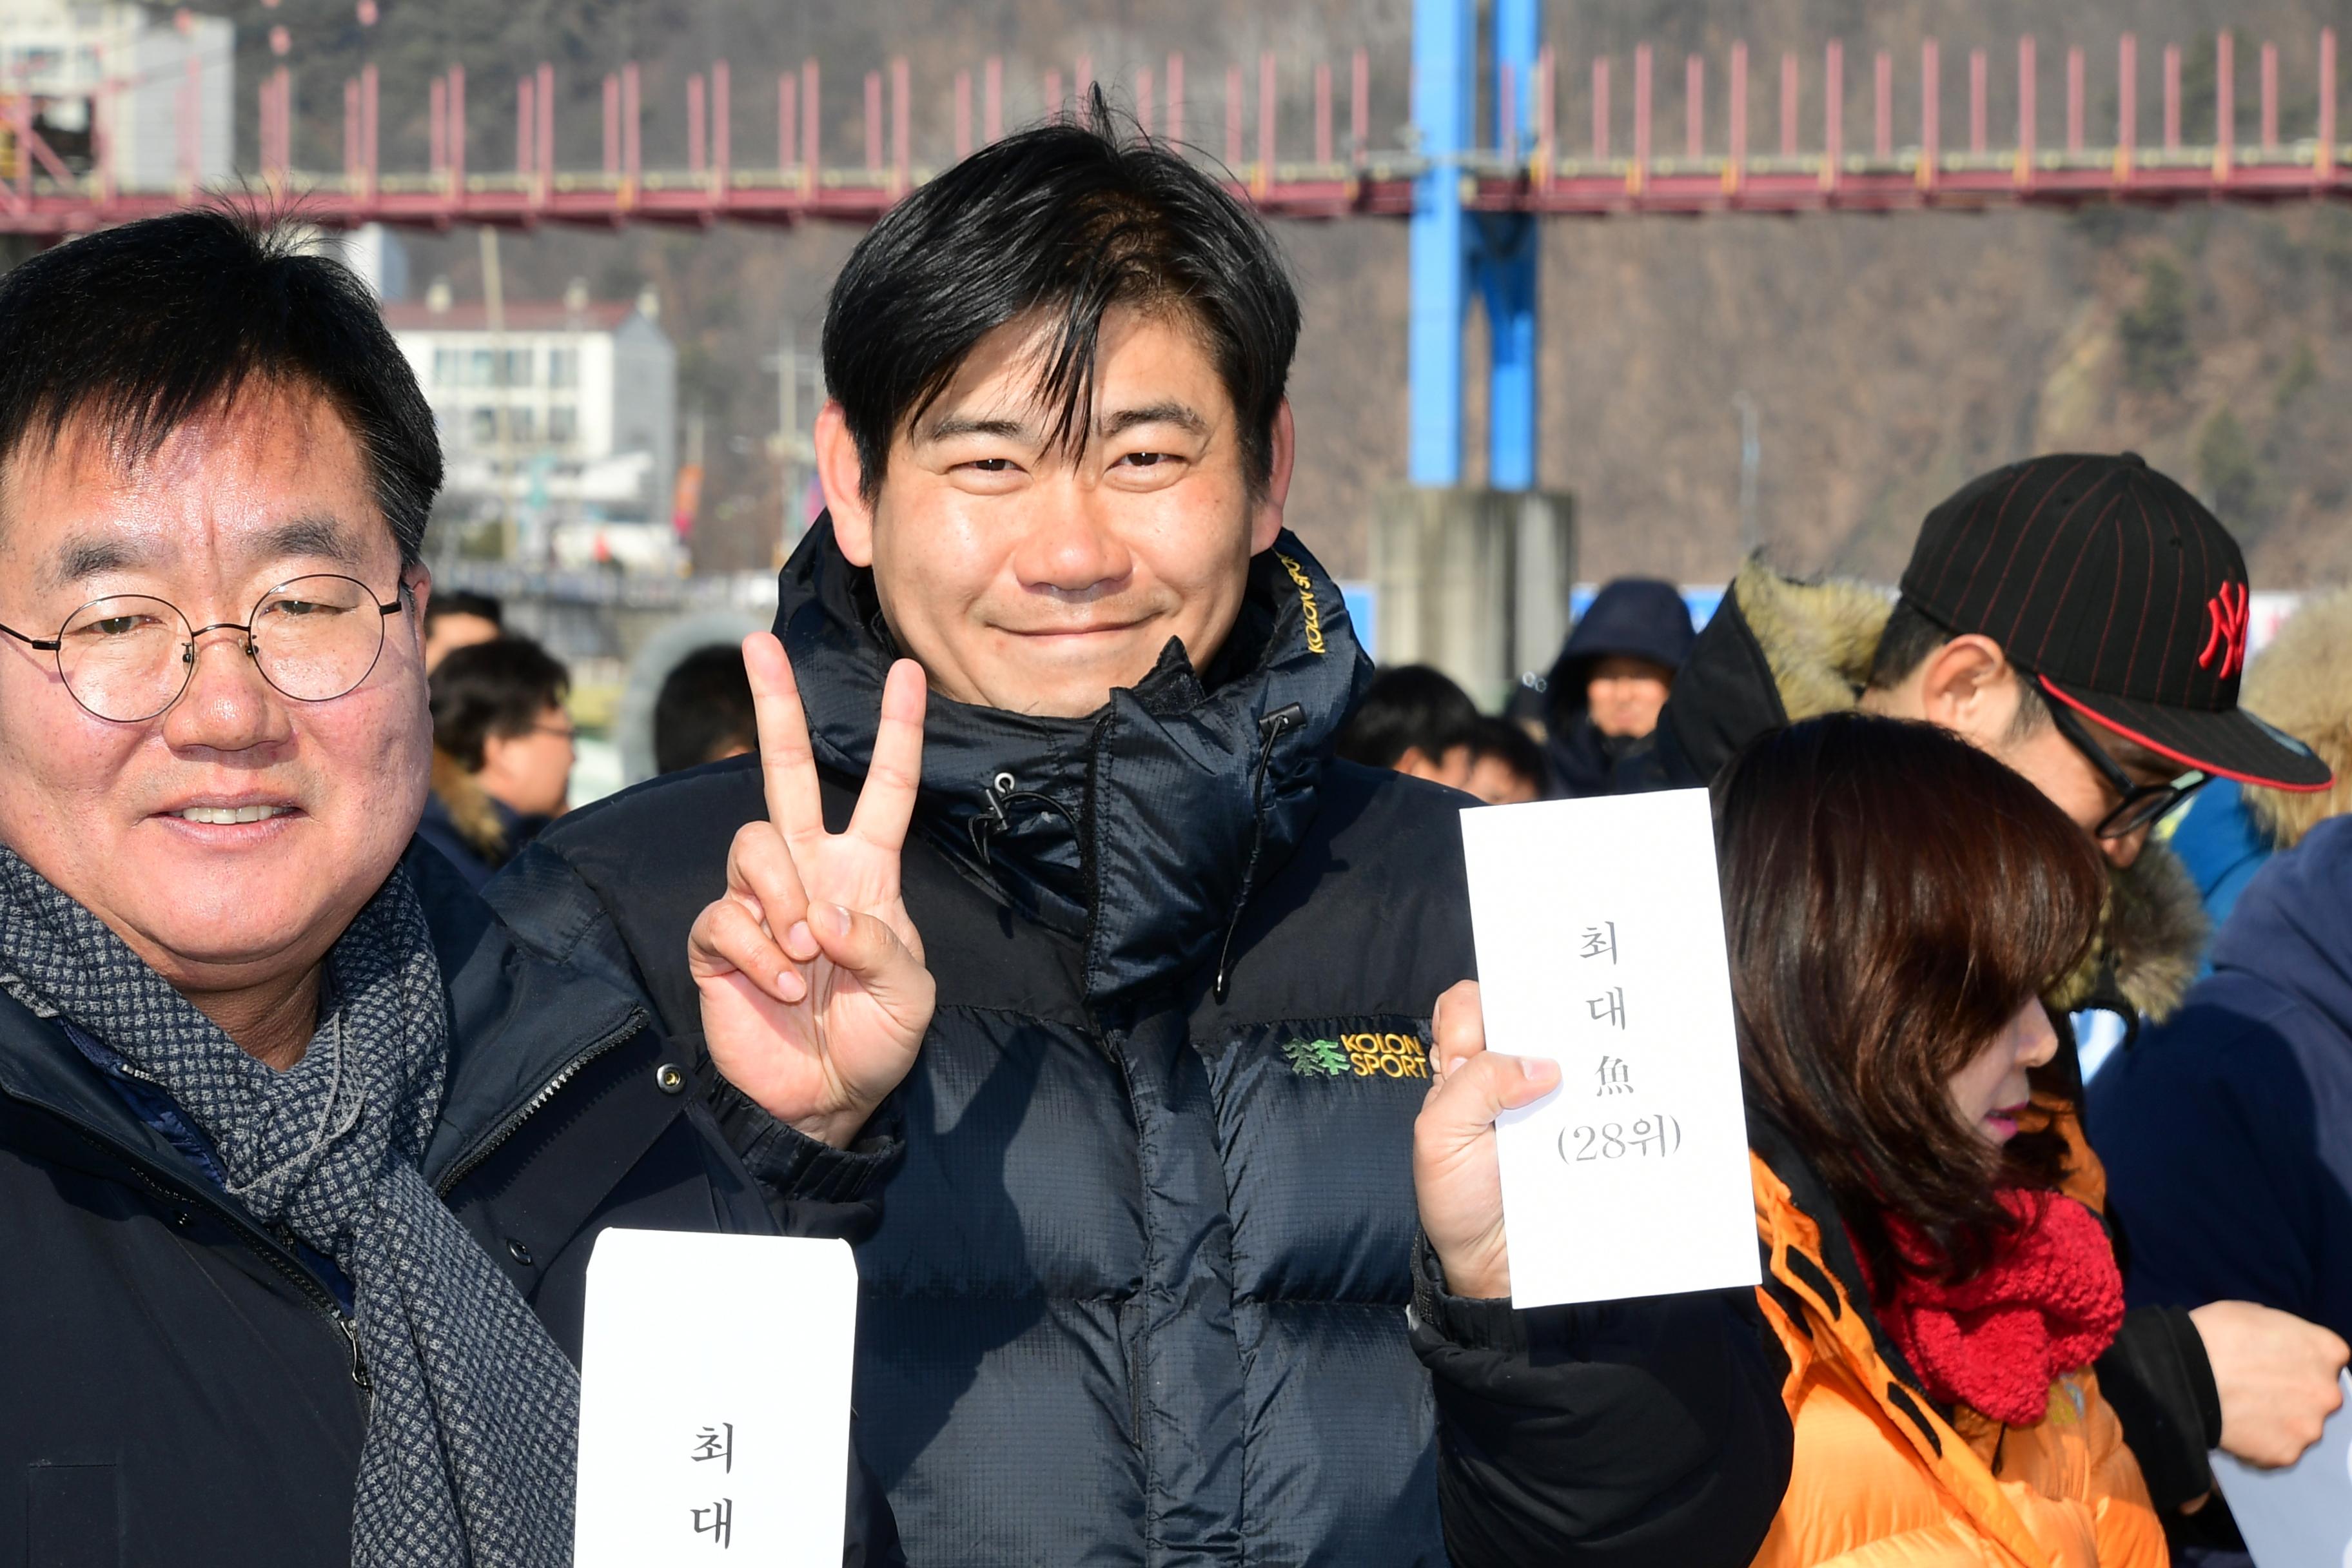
[1384,0,1571,705]
[1409,0,1542,492]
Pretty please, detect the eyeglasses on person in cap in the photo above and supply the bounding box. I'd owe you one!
[2043,696,2209,840]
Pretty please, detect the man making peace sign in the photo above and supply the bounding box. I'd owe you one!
[518,104,1788,1566]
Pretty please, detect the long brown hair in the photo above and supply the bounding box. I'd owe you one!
[1716,712,2105,1289]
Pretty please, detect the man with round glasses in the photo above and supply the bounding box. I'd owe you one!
[0,212,912,1564]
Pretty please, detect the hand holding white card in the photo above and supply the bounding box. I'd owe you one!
[574,1229,860,1567]
[1458,789,1759,1309]
[2212,1373,2352,1568]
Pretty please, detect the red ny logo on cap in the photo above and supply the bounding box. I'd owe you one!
[2198,581,2250,681]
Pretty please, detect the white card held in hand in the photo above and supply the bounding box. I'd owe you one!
[2211,1371,2352,1568]
[1459,789,1760,1309]
[574,1229,860,1566]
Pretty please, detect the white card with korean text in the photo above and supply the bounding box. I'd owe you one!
[574,1229,859,1566]
[2211,1371,2352,1567]
[1460,789,1760,1309]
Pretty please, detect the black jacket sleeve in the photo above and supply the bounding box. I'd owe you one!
[1612,576,1789,795]
[705,1062,905,1244]
[2094,1304,2223,1514]
[1409,1242,1792,1566]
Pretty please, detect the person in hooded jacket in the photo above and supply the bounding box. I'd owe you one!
[1416,714,2166,1567]
[1597,455,2347,1525]
[1536,577,1696,797]
[496,104,1789,1567]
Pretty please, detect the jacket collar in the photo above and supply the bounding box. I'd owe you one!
[407,838,650,1190]
[0,985,196,1179]
[774,516,1370,1005]
[1747,1111,1932,1398]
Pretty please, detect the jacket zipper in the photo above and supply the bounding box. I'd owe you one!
[57,1112,372,1404]
[83,1057,373,1391]
[433,1008,648,1199]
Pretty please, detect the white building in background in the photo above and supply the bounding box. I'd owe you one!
[0,0,232,189]
[333,223,411,302]
[384,284,680,573]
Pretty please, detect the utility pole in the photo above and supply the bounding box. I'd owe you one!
[1732,389,1761,559]
[480,224,525,562]
[761,326,821,560]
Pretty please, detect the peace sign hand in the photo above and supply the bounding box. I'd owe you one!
[689,633,934,1149]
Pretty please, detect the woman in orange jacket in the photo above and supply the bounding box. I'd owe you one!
[1412,713,2167,1567]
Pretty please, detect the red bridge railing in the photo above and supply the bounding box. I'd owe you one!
[0,28,2342,236]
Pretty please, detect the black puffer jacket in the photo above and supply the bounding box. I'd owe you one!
[513,520,1788,1567]
[0,839,899,1567]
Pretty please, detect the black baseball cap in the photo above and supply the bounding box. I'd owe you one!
[1899,453,2331,792]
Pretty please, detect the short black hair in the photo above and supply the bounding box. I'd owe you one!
[654,643,758,775]
[823,93,1300,502]
[426,589,504,630]
[430,636,569,771]
[1867,598,1950,692]
[1868,595,2050,739]
[1471,715,1547,791]
[0,209,440,565]
[1336,665,1482,770]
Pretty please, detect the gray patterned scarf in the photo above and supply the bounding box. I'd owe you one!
[0,846,578,1567]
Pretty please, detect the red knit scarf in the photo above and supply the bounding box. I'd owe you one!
[1857,1190,2125,1427]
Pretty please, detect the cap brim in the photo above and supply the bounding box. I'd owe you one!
[2039,675,2335,792]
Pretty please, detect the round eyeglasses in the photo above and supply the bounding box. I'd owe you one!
[0,574,406,724]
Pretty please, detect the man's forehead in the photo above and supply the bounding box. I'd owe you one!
[38,380,344,470]
[3,389,386,578]
[912,306,1228,444]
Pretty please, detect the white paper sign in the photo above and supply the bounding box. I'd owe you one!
[2213,1373,2352,1567]
[574,1229,860,1566]
[1459,789,1760,1309]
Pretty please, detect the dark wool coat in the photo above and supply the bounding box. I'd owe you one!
[513,520,1788,1567]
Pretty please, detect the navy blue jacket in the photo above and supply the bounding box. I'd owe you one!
[514,522,1786,1567]
[2094,812,2352,1337]
[0,839,898,1566]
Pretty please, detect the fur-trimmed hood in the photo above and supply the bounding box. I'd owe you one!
[2240,585,2352,850]
[1716,560,2206,1022]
